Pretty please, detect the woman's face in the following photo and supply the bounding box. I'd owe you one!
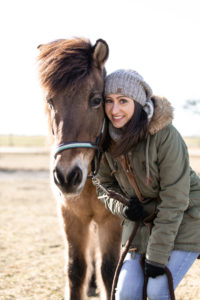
[105,94,135,128]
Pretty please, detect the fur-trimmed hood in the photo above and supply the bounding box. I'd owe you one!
[148,95,174,135]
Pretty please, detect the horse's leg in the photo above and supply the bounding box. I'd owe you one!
[88,271,97,296]
[96,214,122,299]
[87,222,98,297]
[61,205,91,300]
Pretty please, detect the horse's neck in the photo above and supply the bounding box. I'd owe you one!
[81,178,97,198]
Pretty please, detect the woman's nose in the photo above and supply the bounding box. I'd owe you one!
[111,103,120,114]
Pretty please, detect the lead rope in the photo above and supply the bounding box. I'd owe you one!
[110,221,139,300]
[110,154,176,300]
[92,177,139,300]
[110,155,144,300]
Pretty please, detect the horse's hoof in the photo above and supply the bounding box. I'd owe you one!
[87,287,99,297]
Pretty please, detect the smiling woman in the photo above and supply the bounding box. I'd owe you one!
[94,68,200,300]
[105,95,135,128]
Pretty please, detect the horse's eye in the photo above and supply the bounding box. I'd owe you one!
[47,98,54,109]
[89,97,102,108]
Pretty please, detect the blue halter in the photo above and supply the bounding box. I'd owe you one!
[54,142,98,156]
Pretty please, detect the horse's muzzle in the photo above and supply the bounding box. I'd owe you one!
[53,166,83,193]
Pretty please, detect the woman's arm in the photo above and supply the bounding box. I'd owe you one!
[94,154,126,218]
[146,125,190,265]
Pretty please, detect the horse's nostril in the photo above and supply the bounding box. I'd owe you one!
[67,166,83,187]
[53,167,64,186]
[53,166,83,191]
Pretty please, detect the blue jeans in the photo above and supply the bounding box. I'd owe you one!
[115,250,199,300]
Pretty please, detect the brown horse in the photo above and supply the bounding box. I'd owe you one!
[37,38,121,300]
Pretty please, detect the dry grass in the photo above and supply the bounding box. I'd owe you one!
[0,150,200,299]
[0,135,48,147]
[0,152,50,171]
[0,177,65,299]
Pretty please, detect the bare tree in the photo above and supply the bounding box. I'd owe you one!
[183,99,200,114]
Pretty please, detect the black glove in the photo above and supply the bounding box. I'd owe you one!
[144,259,165,278]
[123,197,144,221]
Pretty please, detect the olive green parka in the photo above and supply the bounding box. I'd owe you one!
[95,96,200,265]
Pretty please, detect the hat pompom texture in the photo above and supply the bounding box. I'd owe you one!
[104,69,153,107]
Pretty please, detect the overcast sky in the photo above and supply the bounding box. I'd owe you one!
[0,0,199,136]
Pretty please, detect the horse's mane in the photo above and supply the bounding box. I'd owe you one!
[38,38,94,95]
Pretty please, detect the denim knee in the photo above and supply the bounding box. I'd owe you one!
[147,275,170,300]
[115,279,143,300]
[115,253,144,300]
[116,284,143,300]
[116,289,142,300]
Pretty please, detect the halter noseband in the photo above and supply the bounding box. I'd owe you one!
[54,142,99,155]
[53,119,105,176]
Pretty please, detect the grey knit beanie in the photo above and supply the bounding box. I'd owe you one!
[104,69,153,106]
[104,69,154,120]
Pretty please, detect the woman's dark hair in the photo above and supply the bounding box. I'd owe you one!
[102,101,148,157]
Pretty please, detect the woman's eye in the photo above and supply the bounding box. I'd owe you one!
[120,98,127,104]
[90,97,102,107]
[105,99,113,104]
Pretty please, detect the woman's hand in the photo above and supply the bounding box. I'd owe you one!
[123,197,144,221]
[144,259,165,278]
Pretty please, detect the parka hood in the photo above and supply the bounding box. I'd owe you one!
[148,96,174,135]
[145,96,174,184]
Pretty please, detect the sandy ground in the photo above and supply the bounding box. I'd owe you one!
[0,151,200,300]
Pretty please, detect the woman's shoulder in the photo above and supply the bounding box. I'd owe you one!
[153,124,189,158]
[156,123,184,140]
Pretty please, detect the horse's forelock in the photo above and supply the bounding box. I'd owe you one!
[38,38,94,94]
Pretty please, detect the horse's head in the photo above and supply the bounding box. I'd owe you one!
[38,38,108,195]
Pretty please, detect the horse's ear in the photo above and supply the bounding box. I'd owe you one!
[93,39,109,69]
[37,44,44,50]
